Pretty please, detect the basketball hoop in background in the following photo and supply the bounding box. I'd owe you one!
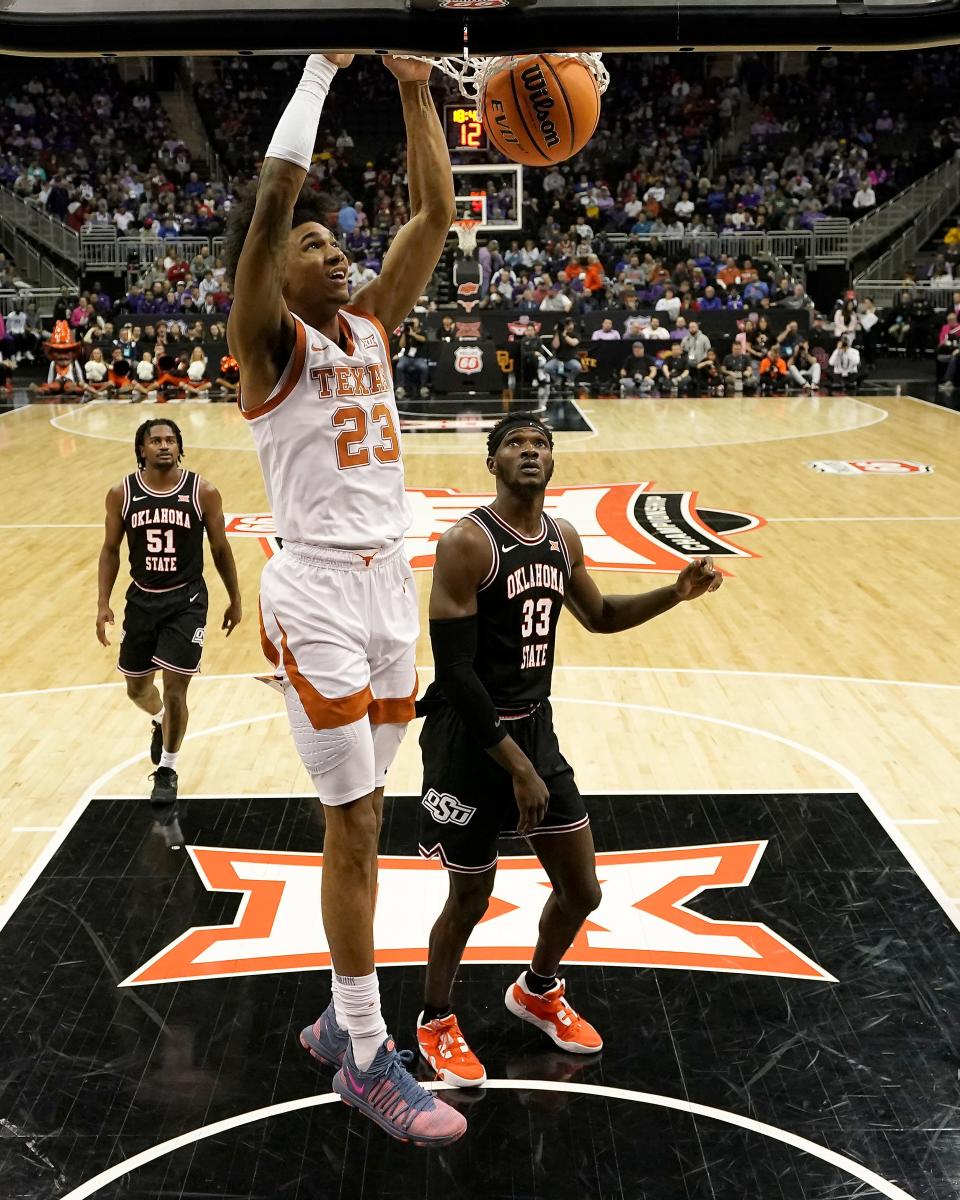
[452,217,480,256]
[394,40,609,167]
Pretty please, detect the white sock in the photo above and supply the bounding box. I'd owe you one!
[151,706,165,726]
[159,749,179,770]
[333,970,387,1070]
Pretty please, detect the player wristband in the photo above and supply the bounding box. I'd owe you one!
[265,54,338,171]
[430,616,507,749]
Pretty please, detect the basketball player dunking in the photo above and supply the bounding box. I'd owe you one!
[415,413,722,1085]
[96,420,242,826]
[224,54,465,1145]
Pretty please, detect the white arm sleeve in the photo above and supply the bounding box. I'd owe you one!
[265,55,338,171]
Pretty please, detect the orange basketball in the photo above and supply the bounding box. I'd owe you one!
[481,54,601,167]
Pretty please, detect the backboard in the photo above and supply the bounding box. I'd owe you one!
[1,0,958,56]
[453,164,523,236]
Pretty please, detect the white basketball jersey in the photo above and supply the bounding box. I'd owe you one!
[242,307,410,550]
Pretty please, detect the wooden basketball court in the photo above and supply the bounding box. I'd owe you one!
[2,391,957,905]
[1,391,958,1199]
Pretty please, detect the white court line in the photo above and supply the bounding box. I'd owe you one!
[12,825,60,833]
[898,392,960,415]
[57,1079,918,1200]
[0,523,102,529]
[2,663,959,701]
[46,395,891,454]
[894,819,941,826]
[551,695,960,936]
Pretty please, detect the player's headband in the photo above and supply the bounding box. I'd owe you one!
[487,415,554,457]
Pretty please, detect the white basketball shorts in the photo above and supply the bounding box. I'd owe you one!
[258,538,418,805]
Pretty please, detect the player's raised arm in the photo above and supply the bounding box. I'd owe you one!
[96,484,125,646]
[430,523,549,834]
[558,519,722,634]
[226,53,353,410]
[350,56,456,331]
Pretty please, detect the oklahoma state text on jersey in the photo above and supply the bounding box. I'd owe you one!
[121,469,205,591]
[242,308,410,551]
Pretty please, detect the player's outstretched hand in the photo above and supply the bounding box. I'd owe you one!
[382,54,433,83]
[222,600,242,637]
[96,605,114,647]
[674,556,723,602]
[322,53,355,69]
[513,766,549,836]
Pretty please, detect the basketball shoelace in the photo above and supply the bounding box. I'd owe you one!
[365,1049,435,1130]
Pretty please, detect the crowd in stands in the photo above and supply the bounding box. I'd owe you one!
[3,50,960,400]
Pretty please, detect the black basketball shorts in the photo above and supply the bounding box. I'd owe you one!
[418,699,589,873]
[118,579,209,677]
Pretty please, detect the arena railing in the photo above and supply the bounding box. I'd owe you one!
[78,234,218,269]
[0,287,62,318]
[848,154,960,260]
[853,154,960,301]
[0,213,76,294]
[0,186,81,266]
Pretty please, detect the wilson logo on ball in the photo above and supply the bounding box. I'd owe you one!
[520,62,560,149]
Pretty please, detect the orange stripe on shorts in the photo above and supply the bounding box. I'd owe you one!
[276,618,373,729]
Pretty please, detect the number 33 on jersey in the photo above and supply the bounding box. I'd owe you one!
[242,309,411,550]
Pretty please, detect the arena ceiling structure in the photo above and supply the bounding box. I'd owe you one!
[0,0,956,56]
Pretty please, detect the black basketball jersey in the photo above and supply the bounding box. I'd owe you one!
[464,505,571,712]
[121,469,205,591]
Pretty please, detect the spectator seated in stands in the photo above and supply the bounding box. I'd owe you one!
[107,352,135,399]
[694,348,724,395]
[591,318,621,342]
[215,355,241,401]
[154,352,186,402]
[884,291,914,355]
[184,346,211,400]
[936,314,960,389]
[659,344,692,396]
[133,350,157,401]
[619,341,658,396]
[82,347,110,399]
[394,317,430,398]
[857,297,880,366]
[758,344,789,394]
[788,339,822,391]
[545,318,582,392]
[721,343,757,393]
[826,337,862,392]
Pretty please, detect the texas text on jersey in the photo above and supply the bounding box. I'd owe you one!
[122,469,205,591]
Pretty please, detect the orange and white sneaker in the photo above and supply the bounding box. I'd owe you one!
[504,974,603,1054]
[416,1011,488,1087]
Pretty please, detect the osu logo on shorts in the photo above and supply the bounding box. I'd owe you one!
[191,627,205,645]
[422,788,477,826]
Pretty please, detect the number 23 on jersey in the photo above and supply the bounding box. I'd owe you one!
[332,403,401,470]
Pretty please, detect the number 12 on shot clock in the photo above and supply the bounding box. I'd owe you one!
[444,104,489,152]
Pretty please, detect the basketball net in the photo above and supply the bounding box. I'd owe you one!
[452,218,480,255]
[394,41,609,103]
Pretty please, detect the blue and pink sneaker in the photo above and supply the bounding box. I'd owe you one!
[333,1036,467,1147]
[300,1002,349,1068]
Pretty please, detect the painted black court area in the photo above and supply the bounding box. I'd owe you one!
[0,791,957,1199]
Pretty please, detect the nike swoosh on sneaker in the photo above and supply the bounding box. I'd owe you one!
[343,1066,366,1096]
